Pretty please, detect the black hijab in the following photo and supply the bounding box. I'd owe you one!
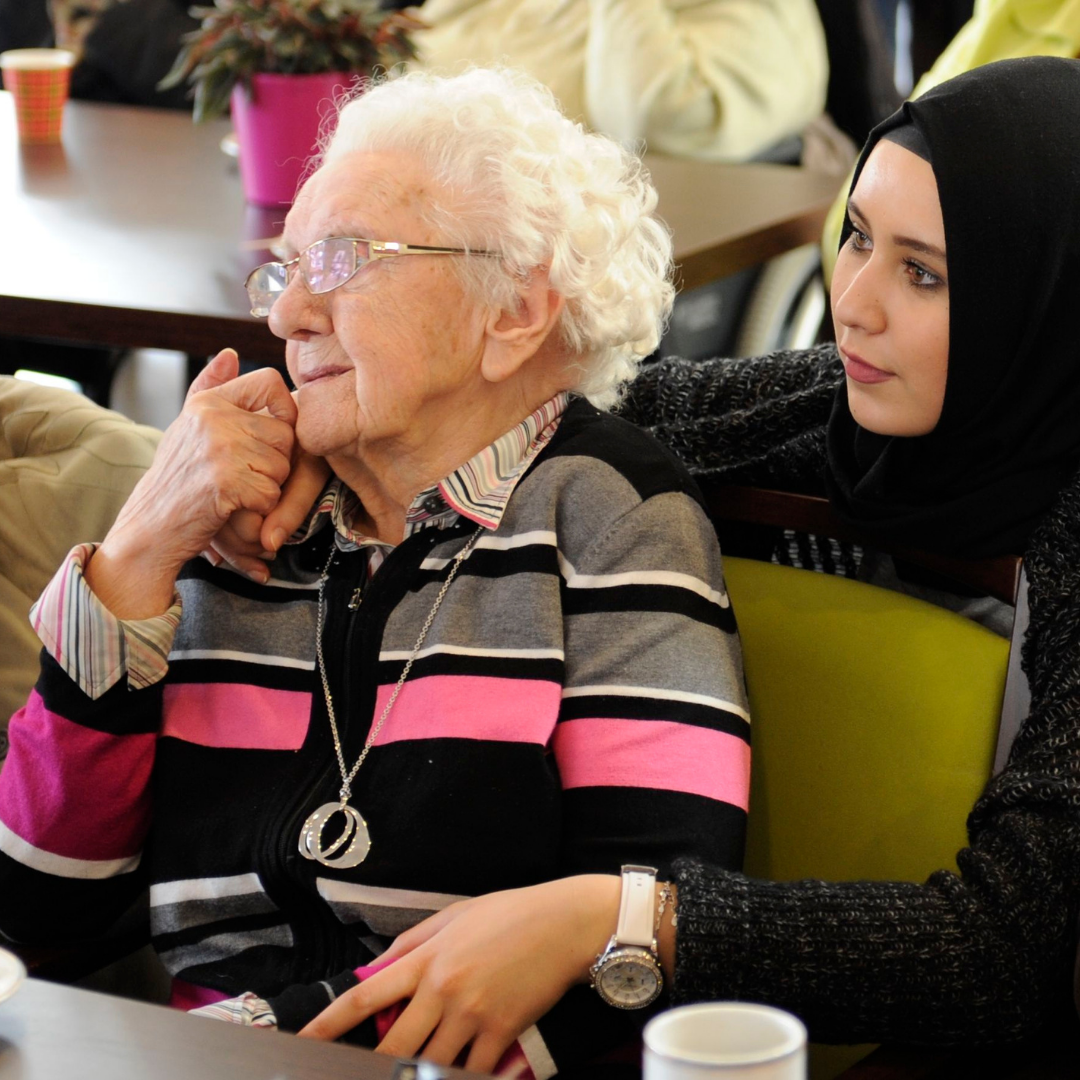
[825,57,1080,559]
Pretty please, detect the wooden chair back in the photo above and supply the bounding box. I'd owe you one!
[700,482,1021,604]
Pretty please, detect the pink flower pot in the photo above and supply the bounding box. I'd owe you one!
[231,71,359,208]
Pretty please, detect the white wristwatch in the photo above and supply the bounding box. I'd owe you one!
[590,865,663,1009]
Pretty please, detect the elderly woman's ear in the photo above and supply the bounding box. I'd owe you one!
[479,269,567,384]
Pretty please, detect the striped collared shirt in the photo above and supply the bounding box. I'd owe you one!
[29,392,568,699]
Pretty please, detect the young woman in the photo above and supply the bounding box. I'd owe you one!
[293,56,1080,1068]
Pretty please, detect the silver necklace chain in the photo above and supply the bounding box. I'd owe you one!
[299,526,482,868]
[315,526,482,801]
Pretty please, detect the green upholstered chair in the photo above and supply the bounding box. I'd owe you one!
[704,484,1022,1080]
[725,556,1009,888]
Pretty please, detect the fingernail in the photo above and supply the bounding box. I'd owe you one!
[247,568,269,585]
[270,528,287,551]
[259,551,277,561]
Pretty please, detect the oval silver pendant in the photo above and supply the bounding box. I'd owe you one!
[298,802,371,868]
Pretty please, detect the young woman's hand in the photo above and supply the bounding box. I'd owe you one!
[298,875,622,1074]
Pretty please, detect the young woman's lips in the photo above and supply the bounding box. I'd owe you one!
[841,350,894,385]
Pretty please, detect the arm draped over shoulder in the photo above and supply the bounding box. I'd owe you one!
[623,345,1080,1045]
[618,343,842,493]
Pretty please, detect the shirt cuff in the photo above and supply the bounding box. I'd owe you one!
[286,479,340,546]
[189,992,277,1028]
[29,543,183,700]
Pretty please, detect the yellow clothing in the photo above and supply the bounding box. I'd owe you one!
[822,0,1080,282]
[412,0,828,162]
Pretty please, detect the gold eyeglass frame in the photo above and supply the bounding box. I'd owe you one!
[244,237,501,317]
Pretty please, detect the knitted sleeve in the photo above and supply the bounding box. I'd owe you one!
[619,344,842,491]
[669,475,1080,1046]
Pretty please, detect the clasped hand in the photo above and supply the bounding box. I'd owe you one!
[87,349,300,618]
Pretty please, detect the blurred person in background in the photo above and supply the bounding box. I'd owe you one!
[0,382,161,769]
[411,0,829,162]
[906,0,975,85]
[0,0,52,56]
[0,0,196,108]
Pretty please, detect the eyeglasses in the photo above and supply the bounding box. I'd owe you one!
[244,236,501,317]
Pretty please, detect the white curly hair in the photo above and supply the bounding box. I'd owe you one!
[321,67,674,409]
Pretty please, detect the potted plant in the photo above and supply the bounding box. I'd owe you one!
[161,0,422,207]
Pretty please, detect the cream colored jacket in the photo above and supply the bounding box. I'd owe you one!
[0,378,158,753]
[412,0,829,161]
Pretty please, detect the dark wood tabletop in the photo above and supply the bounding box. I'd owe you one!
[0,92,841,366]
[644,153,841,292]
[0,93,283,364]
[0,977,473,1080]
[3,973,1076,1080]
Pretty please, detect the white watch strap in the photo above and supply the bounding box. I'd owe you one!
[615,865,656,947]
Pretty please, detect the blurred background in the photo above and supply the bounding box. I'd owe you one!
[0,0,987,428]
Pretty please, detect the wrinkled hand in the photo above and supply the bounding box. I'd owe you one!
[86,349,297,617]
[206,451,331,584]
[298,875,621,1073]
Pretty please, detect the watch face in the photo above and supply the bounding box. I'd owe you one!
[598,952,662,1008]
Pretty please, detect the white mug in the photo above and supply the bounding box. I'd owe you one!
[644,1002,807,1080]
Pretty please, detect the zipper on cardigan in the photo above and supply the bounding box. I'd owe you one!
[316,547,369,976]
[260,543,371,987]
[267,526,472,986]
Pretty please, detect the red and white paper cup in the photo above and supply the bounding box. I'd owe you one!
[0,49,76,145]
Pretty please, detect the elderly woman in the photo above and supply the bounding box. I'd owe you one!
[0,69,747,1075]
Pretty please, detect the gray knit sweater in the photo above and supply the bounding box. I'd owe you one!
[619,344,1080,1046]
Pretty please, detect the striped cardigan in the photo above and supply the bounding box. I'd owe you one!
[0,398,749,1073]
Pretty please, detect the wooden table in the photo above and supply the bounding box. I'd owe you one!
[3,975,1076,1080]
[644,154,840,292]
[0,93,841,366]
[0,93,281,364]
[0,977,470,1080]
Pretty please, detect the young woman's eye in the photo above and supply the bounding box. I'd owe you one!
[849,227,871,252]
[904,259,944,289]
